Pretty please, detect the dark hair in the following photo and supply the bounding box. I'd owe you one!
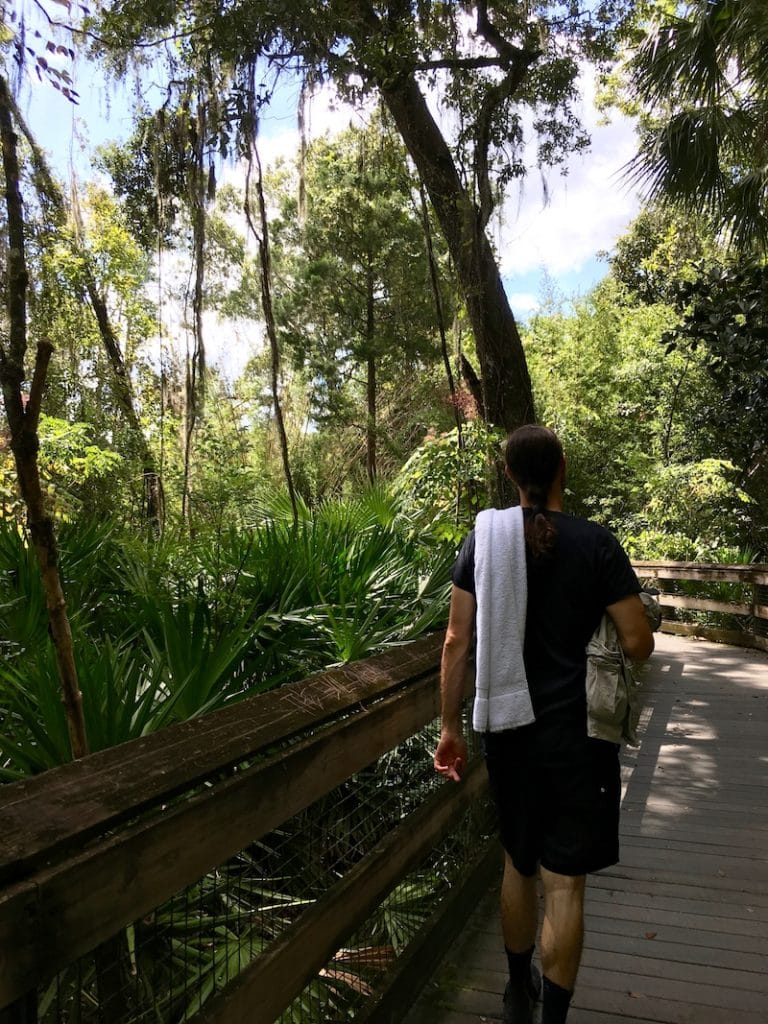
[505,425,563,558]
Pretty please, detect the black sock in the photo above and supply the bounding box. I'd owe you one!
[542,976,572,1024]
[505,945,536,997]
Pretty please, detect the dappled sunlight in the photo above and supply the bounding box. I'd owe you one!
[654,743,718,780]
[663,722,719,740]
[663,637,768,693]
[619,634,768,846]
[639,794,683,816]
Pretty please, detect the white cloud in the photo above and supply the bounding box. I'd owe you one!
[497,68,641,278]
[508,292,540,312]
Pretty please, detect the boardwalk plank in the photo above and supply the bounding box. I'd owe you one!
[586,872,768,911]
[447,984,766,1023]
[468,927,768,977]
[586,884,768,924]
[597,863,768,897]
[456,964,767,1010]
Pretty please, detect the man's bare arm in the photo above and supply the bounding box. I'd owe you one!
[434,585,476,781]
[606,593,654,661]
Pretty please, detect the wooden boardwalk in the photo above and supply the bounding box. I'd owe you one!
[406,633,768,1024]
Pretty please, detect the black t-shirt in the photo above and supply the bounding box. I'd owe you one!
[452,510,641,718]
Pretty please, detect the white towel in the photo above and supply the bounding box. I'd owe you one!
[472,506,535,732]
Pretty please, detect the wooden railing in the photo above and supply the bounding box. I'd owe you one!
[632,560,768,653]
[0,633,494,1024]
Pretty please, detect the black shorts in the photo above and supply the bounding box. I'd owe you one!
[483,708,621,877]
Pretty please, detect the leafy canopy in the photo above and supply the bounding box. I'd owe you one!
[625,0,768,251]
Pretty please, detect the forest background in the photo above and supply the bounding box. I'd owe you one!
[1,0,767,777]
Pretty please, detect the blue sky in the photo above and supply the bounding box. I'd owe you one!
[21,43,641,351]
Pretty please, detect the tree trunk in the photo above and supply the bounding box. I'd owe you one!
[340,2,536,433]
[378,72,535,433]
[84,278,164,530]
[247,139,299,524]
[7,92,163,531]
[0,75,89,761]
[365,266,377,483]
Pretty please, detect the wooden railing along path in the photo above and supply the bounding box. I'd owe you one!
[632,560,768,652]
[0,633,494,1024]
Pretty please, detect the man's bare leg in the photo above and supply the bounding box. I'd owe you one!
[501,852,538,951]
[539,867,584,987]
[499,854,540,1022]
[539,867,585,1023]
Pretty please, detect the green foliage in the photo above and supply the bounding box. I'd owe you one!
[607,206,720,305]
[393,420,500,545]
[270,115,448,476]
[0,488,453,778]
[13,178,161,525]
[523,272,762,556]
[91,0,637,210]
[363,873,441,954]
[97,114,189,250]
[528,284,686,513]
[0,416,123,522]
[663,259,768,475]
[604,214,768,552]
[622,459,754,560]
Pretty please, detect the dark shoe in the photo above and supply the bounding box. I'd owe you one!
[502,964,541,1024]
[501,980,533,1024]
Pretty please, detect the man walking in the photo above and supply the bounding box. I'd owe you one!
[434,425,653,1024]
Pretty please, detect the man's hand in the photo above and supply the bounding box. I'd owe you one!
[434,729,468,783]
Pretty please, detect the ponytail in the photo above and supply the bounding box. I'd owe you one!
[525,484,557,558]
[505,426,563,560]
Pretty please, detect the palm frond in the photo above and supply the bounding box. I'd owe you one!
[624,107,730,209]
[722,167,768,252]
[632,11,728,109]
[626,0,768,253]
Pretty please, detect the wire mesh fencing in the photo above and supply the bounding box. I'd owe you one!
[36,705,495,1024]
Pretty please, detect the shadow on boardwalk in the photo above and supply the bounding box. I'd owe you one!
[406,633,768,1024]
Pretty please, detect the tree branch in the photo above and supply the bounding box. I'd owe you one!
[460,353,483,414]
[476,0,529,64]
[474,1,540,228]
[414,56,514,71]
[26,340,54,433]
[29,0,215,51]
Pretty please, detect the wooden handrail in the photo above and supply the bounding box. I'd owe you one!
[632,560,768,585]
[0,634,475,1015]
[0,633,445,885]
[632,560,768,653]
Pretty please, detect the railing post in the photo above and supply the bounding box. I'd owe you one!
[754,582,768,641]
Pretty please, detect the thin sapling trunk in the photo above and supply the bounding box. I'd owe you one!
[0,75,89,760]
